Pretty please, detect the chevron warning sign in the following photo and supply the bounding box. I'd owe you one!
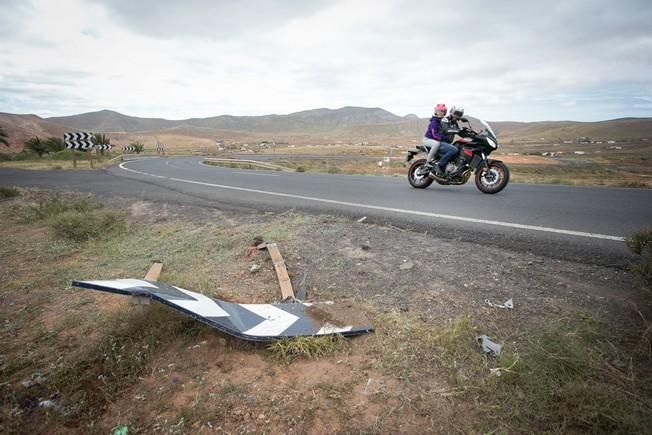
[64,132,95,150]
[72,279,373,341]
[122,146,135,152]
[155,138,166,153]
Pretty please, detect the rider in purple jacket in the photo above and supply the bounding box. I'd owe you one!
[423,104,458,178]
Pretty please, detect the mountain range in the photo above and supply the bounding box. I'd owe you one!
[1,107,651,149]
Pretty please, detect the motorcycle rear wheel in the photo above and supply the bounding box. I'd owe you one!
[407,159,434,189]
[475,161,509,194]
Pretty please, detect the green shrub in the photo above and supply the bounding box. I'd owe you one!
[49,150,84,161]
[12,151,38,161]
[327,167,341,174]
[626,227,652,287]
[626,227,652,255]
[296,166,306,172]
[20,196,102,222]
[49,209,127,242]
[0,153,12,162]
[0,186,20,198]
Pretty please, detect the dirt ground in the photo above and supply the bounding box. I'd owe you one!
[1,191,651,434]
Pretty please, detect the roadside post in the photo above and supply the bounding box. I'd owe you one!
[64,132,94,168]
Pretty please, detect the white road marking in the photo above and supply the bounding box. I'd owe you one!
[119,161,625,242]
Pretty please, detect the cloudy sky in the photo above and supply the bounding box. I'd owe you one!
[1,0,652,121]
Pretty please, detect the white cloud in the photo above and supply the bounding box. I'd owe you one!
[1,0,651,121]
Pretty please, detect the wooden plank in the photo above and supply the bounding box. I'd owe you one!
[144,262,163,281]
[266,243,294,300]
[132,262,163,305]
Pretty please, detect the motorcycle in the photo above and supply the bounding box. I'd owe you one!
[405,118,509,194]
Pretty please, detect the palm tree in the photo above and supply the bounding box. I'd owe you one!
[131,141,145,154]
[44,137,65,152]
[0,126,9,147]
[92,133,111,156]
[24,137,49,157]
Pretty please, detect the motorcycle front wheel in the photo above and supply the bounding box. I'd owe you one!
[475,161,509,194]
[407,158,434,189]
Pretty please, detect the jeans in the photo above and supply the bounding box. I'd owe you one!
[436,141,458,169]
[423,137,457,168]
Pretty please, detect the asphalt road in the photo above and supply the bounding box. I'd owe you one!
[2,156,651,264]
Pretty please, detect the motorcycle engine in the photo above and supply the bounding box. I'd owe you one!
[444,162,459,175]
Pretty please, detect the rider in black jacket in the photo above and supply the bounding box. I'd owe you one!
[441,106,465,143]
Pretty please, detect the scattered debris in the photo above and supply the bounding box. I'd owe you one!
[20,373,46,388]
[144,262,163,281]
[477,335,502,356]
[489,356,519,377]
[111,426,129,435]
[357,216,367,223]
[258,242,295,300]
[363,378,386,395]
[249,263,260,273]
[399,260,414,271]
[38,400,55,409]
[485,298,514,309]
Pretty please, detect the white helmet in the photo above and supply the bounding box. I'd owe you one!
[450,106,464,118]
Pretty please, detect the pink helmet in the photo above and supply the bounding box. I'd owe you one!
[434,103,447,115]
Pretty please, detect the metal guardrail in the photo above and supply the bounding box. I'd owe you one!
[105,155,124,165]
[203,158,295,172]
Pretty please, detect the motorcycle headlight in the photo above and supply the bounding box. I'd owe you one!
[486,137,497,149]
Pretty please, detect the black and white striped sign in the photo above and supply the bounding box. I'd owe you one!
[64,132,94,150]
[95,144,112,151]
[155,139,166,152]
[72,279,373,341]
[122,146,135,152]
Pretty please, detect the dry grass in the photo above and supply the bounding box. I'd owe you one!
[267,335,345,363]
[1,190,651,433]
[510,163,652,187]
[369,310,652,433]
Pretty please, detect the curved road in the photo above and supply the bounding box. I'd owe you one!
[3,156,652,263]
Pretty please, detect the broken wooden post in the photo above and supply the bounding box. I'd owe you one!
[258,242,295,300]
[131,262,163,305]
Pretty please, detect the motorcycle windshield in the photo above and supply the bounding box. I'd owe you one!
[480,119,497,140]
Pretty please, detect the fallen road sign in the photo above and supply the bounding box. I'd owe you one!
[72,279,373,342]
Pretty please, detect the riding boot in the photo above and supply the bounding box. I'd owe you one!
[433,165,445,178]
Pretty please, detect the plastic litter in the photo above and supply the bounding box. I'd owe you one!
[485,298,513,309]
[112,426,129,435]
[476,335,502,356]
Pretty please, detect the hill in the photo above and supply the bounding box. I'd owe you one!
[45,107,405,134]
[0,113,70,150]
[491,118,652,142]
[46,110,172,133]
[2,108,651,149]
